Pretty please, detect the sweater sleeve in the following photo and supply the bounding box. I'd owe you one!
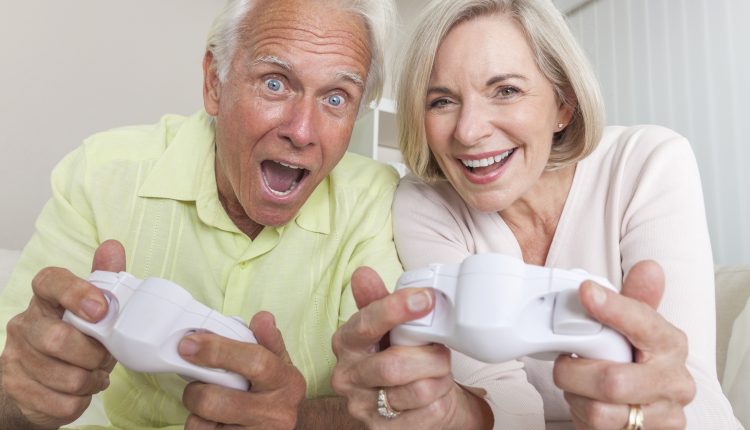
[393,177,545,430]
[615,127,741,428]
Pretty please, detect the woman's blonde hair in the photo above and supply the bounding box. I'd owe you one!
[397,0,604,181]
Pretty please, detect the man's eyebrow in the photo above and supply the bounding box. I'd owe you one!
[250,55,364,90]
[486,73,527,86]
[335,71,365,90]
[250,55,293,71]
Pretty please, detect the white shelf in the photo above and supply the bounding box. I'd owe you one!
[348,97,407,175]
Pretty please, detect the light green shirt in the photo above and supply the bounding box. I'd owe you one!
[0,111,403,429]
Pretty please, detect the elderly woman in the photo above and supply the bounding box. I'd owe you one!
[332,0,741,429]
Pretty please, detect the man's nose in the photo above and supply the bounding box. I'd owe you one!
[278,97,318,148]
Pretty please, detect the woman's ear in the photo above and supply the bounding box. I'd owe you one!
[203,51,221,116]
[555,91,576,133]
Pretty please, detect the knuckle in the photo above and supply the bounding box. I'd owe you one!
[426,393,454,420]
[376,358,402,386]
[412,379,439,403]
[676,370,696,404]
[31,267,57,292]
[40,322,74,355]
[598,366,629,402]
[580,401,609,428]
[56,396,90,423]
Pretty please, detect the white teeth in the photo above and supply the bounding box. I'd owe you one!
[278,161,302,169]
[460,148,514,168]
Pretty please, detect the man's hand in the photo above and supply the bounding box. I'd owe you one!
[0,240,123,429]
[179,311,306,430]
[330,267,493,430]
[553,260,696,429]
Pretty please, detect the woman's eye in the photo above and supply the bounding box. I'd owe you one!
[429,98,450,109]
[265,78,283,92]
[327,94,344,107]
[497,86,519,98]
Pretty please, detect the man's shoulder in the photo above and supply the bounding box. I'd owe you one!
[329,152,400,194]
[80,113,199,164]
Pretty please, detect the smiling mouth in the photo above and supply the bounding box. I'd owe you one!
[261,160,309,196]
[459,148,515,173]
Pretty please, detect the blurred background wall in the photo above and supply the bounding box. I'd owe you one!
[1,0,748,265]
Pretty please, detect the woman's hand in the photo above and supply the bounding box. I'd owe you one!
[553,260,696,429]
[331,267,493,430]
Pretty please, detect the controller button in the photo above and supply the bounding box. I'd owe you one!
[552,289,602,335]
[398,269,435,286]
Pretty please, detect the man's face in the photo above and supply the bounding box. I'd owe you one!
[204,0,371,230]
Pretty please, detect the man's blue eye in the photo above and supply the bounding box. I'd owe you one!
[328,95,343,106]
[266,79,282,92]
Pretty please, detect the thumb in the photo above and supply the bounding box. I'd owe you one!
[250,311,292,364]
[351,266,389,310]
[621,260,665,310]
[91,239,127,273]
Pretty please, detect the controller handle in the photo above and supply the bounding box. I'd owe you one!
[63,271,256,390]
[390,255,633,364]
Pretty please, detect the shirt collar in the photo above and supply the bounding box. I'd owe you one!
[137,111,331,236]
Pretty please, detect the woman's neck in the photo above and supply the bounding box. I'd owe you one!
[500,164,576,265]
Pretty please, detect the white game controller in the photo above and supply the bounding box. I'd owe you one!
[390,254,632,363]
[63,271,257,390]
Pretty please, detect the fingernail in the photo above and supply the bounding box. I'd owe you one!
[589,283,607,306]
[81,298,105,320]
[407,290,431,312]
[178,338,199,356]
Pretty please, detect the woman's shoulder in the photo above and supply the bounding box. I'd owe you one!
[599,124,692,157]
[394,174,466,212]
[588,125,695,172]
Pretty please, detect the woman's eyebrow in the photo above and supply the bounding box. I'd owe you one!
[486,73,527,86]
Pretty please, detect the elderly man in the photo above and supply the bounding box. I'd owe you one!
[0,0,401,428]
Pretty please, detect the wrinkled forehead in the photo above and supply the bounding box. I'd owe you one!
[239,0,371,71]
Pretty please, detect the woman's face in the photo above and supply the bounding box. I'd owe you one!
[424,13,572,212]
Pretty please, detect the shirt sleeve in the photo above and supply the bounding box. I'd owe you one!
[0,146,100,346]
[393,178,545,430]
[616,128,741,428]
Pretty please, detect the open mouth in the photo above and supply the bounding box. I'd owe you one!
[460,148,516,174]
[261,160,309,197]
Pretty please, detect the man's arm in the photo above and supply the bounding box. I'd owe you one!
[297,396,364,430]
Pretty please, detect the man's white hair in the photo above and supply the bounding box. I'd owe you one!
[205,0,395,106]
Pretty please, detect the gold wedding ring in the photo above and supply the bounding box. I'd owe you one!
[377,388,401,419]
[623,404,644,430]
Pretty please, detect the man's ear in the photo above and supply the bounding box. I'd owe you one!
[203,51,221,116]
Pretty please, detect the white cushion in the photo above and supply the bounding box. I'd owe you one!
[723,298,750,428]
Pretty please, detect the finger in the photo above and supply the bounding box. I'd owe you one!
[553,355,694,406]
[334,288,435,352]
[23,318,111,370]
[183,383,300,428]
[383,375,454,411]
[249,311,290,364]
[184,413,220,430]
[621,260,664,310]
[31,267,108,322]
[565,391,685,430]
[1,368,93,427]
[578,281,684,356]
[349,344,451,388]
[178,333,305,394]
[351,266,390,310]
[91,240,127,273]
